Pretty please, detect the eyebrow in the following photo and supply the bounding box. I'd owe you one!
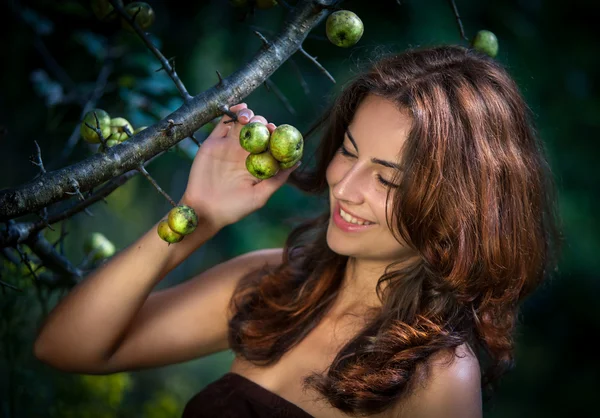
[346,129,403,171]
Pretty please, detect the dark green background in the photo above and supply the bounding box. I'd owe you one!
[1,0,598,416]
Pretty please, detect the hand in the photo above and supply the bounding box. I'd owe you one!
[180,103,301,229]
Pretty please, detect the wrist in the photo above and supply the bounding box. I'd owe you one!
[177,194,226,233]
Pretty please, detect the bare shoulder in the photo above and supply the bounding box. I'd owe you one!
[384,343,482,418]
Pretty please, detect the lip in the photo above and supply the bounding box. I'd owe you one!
[338,203,374,223]
[333,202,377,232]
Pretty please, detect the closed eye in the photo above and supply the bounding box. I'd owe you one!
[337,145,398,188]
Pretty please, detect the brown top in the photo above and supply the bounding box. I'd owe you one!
[182,372,315,418]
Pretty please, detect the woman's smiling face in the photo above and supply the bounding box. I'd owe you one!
[326,94,414,262]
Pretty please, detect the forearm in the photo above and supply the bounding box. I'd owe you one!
[33,205,220,369]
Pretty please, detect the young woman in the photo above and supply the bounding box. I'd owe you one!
[33,45,563,418]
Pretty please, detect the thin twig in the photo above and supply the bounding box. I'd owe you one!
[264,79,296,115]
[254,30,270,47]
[448,0,468,42]
[155,57,176,72]
[190,134,201,147]
[83,116,109,148]
[298,46,336,84]
[29,141,56,230]
[51,229,69,251]
[35,209,54,232]
[289,57,310,96]
[0,280,22,292]
[107,0,193,101]
[14,245,39,282]
[30,141,46,175]
[252,30,296,114]
[219,105,239,124]
[137,166,177,207]
[65,178,87,202]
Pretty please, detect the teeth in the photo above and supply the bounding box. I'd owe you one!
[340,208,374,226]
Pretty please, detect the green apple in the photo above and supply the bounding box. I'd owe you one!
[472,30,498,58]
[239,122,270,154]
[122,2,155,32]
[83,232,116,261]
[157,219,184,243]
[279,153,302,169]
[168,205,198,235]
[268,124,303,163]
[110,117,133,141]
[326,10,364,48]
[246,151,280,179]
[91,0,123,21]
[80,109,112,144]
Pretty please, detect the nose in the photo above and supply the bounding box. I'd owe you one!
[331,164,369,205]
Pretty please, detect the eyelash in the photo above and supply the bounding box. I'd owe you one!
[337,145,395,187]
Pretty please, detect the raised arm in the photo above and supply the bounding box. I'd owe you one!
[33,103,300,374]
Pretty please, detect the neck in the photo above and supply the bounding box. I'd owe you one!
[333,254,420,315]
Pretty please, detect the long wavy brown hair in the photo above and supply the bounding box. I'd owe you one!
[227,45,563,415]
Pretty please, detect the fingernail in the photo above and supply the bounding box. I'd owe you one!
[239,110,251,118]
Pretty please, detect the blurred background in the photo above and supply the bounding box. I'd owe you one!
[0,0,598,417]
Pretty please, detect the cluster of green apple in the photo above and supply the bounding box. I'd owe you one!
[90,0,155,32]
[239,123,303,180]
[156,205,199,244]
[80,108,147,151]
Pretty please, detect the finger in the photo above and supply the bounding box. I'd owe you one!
[230,103,247,113]
[212,103,248,137]
[266,123,276,133]
[236,108,254,124]
[248,115,268,125]
[227,108,255,139]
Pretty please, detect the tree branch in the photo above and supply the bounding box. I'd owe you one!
[0,161,143,248]
[0,0,339,222]
[25,232,82,284]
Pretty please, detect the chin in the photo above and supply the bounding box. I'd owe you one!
[325,226,357,256]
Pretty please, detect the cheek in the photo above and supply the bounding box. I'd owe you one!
[326,158,343,184]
